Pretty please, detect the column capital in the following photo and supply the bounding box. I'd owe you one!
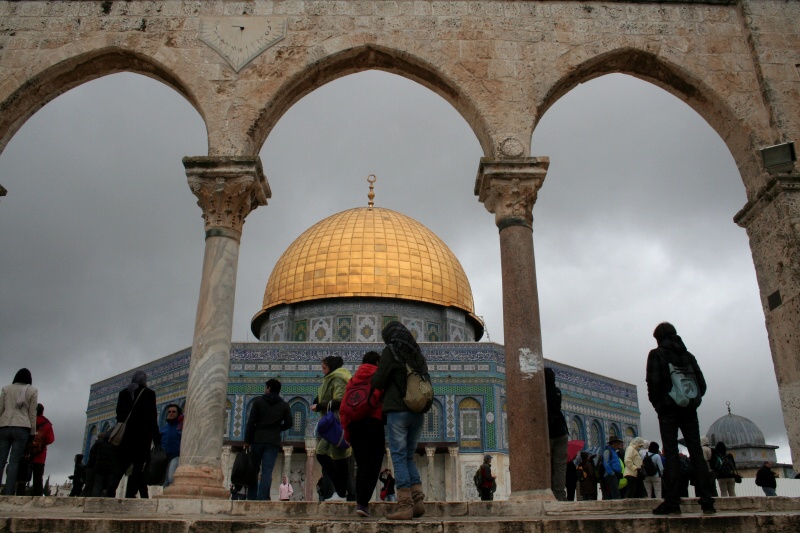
[734,175,800,228]
[184,156,271,237]
[425,446,436,457]
[475,157,549,229]
[448,446,459,457]
[283,446,294,455]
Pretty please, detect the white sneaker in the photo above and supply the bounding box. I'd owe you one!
[323,493,346,502]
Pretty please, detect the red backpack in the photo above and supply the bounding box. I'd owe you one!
[340,378,381,424]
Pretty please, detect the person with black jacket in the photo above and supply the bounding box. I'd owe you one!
[108,370,160,498]
[646,322,715,515]
[545,367,568,501]
[244,378,292,500]
[755,461,778,496]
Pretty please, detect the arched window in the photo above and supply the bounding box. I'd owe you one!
[458,397,482,449]
[624,426,636,446]
[286,399,308,440]
[608,423,620,441]
[589,420,603,449]
[85,425,98,457]
[422,400,443,440]
[569,416,584,441]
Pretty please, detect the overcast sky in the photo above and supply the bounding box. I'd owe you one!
[0,70,788,485]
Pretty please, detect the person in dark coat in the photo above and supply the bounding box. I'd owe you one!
[566,459,578,501]
[244,378,292,500]
[714,442,738,497]
[577,452,598,500]
[545,367,568,501]
[755,461,778,496]
[108,371,160,498]
[68,454,85,496]
[646,322,715,515]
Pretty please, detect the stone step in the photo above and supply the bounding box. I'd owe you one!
[1,496,799,532]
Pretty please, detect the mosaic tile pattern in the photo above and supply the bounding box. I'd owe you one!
[269,321,285,342]
[449,323,465,341]
[382,315,398,330]
[310,317,333,342]
[335,317,352,341]
[426,321,441,342]
[293,319,308,341]
[403,317,424,340]
[355,315,379,342]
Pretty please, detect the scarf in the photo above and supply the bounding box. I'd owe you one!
[381,321,422,361]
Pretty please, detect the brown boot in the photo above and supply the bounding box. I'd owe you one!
[410,483,426,518]
[385,487,414,520]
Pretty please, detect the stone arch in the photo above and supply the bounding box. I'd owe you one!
[422,399,444,441]
[250,44,494,157]
[0,46,205,159]
[286,397,309,441]
[534,47,765,195]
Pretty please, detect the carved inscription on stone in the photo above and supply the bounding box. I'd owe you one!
[200,17,287,73]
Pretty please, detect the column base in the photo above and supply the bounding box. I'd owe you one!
[509,488,556,501]
[160,465,230,499]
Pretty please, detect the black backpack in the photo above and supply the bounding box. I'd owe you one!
[642,452,659,477]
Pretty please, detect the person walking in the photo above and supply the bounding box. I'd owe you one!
[700,436,719,497]
[311,356,352,502]
[244,378,293,500]
[475,454,497,501]
[577,452,598,500]
[279,476,294,501]
[27,403,55,496]
[69,454,85,496]
[646,322,715,515]
[340,351,385,517]
[108,370,160,498]
[755,461,777,496]
[159,403,183,488]
[623,437,646,499]
[714,442,738,497]
[0,368,38,496]
[641,442,664,499]
[372,321,432,520]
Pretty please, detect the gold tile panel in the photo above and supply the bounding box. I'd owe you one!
[259,207,475,314]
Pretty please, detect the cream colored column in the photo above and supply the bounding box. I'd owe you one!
[282,446,293,486]
[386,447,393,473]
[476,158,552,501]
[164,156,270,499]
[447,446,459,501]
[425,446,436,500]
[304,439,317,502]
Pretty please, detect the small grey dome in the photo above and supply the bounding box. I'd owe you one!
[708,413,765,447]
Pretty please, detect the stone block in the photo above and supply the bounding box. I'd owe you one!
[200,498,232,515]
[156,498,202,514]
[84,497,158,514]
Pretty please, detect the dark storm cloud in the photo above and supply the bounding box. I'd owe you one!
[0,70,789,484]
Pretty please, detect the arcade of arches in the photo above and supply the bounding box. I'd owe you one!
[1,0,798,499]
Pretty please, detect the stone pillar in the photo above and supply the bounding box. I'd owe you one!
[164,156,270,499]
[425,446,436,499]
[282,446,293,485]
[475,157,552,500]
[386,447,393,473]
[304,439,317,502]
[447,446,459,501]
[734,174,800,471]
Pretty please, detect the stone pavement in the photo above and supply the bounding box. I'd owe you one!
[2,496,800,532]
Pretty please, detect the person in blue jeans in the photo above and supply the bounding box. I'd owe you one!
[0,368,38,496]
[244,378,292,500]
[159,403,183,487]
[372,321,432,520]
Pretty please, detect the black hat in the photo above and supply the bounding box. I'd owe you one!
[608,436,623,445]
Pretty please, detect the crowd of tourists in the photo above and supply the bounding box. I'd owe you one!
[0,320,787,517]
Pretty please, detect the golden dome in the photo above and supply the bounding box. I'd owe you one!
[254,206,478,323]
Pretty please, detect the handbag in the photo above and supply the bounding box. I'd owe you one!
[109,389,143,447]
[230,448,258,487]
[734,474,743,484]
[143,445,170,486]
[316,402,350,450]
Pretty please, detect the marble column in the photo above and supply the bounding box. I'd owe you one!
[447,446,459,501]
[304,439,317,502]
[425,446,436,500]
[282,446,293,485]
[164,156,270,499]
[475,157,552,500]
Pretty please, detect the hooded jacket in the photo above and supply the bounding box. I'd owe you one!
[340,363,383,441]
[372,321,429,414]
[314,366,352,460]
[646,334,706,413]
[545,368,568,439]
[245,391,292,447]
[623,437,645,477]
